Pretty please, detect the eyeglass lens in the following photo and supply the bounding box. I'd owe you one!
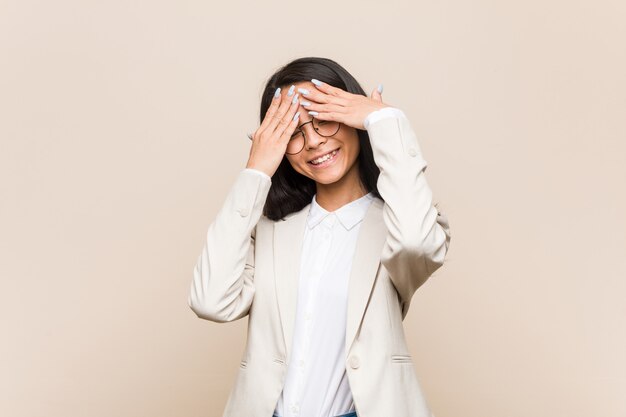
[286,119,340,155]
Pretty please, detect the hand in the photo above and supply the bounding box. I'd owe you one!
[298,80,390,130]
[246,86,301,177]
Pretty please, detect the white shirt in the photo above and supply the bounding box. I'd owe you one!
[244,107,407,417]
[276,191,375,417]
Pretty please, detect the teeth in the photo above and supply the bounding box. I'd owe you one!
[310,149,338,165]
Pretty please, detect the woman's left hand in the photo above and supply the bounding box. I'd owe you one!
[298,80,391,130]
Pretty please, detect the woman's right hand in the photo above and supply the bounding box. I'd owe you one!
[246,85,301,178]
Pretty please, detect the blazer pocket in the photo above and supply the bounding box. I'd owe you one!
[390,354,413,364]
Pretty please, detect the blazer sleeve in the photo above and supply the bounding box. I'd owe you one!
[366,109,452,316]
[188,168,271,323]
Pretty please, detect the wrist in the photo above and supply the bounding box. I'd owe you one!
[245,164,272,178]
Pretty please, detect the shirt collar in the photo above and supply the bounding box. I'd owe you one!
[306,192,375,231]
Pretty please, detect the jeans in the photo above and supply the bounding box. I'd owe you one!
[273,412,357,417]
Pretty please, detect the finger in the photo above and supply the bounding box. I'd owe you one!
[274,94,301,138]
[263,89,298,136]
[310,79,351,99]
[279,110,302,145]
[300,100,346,114]
[371,84,383,102]
[258,87,283,133]
[299,85,349,106]
[307,110,341,122]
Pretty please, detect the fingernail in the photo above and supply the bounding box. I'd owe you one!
[301,100,311,107]
[308,111,319,116]
[287,85,295,96]
[274,87,281,98]
[377,83,383,93]
[311,79,322,86]
[297,87,310,95]
[292,93,299,104]
[293,111,300,121]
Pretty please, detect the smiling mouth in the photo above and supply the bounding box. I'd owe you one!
[308,148,340,165]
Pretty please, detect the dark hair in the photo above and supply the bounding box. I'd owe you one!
[259,57,383,221]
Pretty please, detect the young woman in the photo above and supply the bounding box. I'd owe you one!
[188,57,452,417]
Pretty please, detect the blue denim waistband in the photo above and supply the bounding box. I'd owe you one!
[273,412,357,417]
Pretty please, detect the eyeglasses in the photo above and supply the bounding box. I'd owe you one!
[286,118,341,155]
[247,117,341,155]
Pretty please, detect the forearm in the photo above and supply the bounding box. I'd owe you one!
[188,169,271,322]
[366,110,451,312]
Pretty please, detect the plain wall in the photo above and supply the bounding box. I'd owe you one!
[1,0,624,416]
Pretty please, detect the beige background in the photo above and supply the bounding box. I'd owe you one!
[1,0,624,416]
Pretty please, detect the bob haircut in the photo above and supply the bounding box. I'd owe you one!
[259,56,383,221]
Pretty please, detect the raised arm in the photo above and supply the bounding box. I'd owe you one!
[188,168,271,323]
[366,108,452,317]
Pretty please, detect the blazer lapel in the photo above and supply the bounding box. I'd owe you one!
[274,203,310,361]
[344,198,386,357]
[273,197,387,361]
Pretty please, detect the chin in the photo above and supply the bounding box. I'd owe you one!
[312,174,342,184]
[306,161,343,179]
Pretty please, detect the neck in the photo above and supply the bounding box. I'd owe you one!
[314,162,368,212]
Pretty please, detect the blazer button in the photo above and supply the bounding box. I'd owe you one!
[407,147,417,157]
[349,355,360,369]
[238,207,249,217]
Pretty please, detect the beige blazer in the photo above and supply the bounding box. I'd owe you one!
[188,115,452,417]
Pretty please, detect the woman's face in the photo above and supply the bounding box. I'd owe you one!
[283,81,361,186]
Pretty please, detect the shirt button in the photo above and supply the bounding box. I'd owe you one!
[305,312,312,321]
[298,359,304,367]
[407,147,417,157]
[238,207,249,217]
[349,355,360,369]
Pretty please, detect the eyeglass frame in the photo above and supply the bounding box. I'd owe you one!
[286,117,341,155]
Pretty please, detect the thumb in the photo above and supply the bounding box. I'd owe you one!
[371,83,383,102]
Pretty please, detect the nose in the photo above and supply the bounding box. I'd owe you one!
[302,122,327,150]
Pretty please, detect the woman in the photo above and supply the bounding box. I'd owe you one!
[188,56,452,417]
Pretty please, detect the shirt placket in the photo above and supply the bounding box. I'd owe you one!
[290,213,335,417]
